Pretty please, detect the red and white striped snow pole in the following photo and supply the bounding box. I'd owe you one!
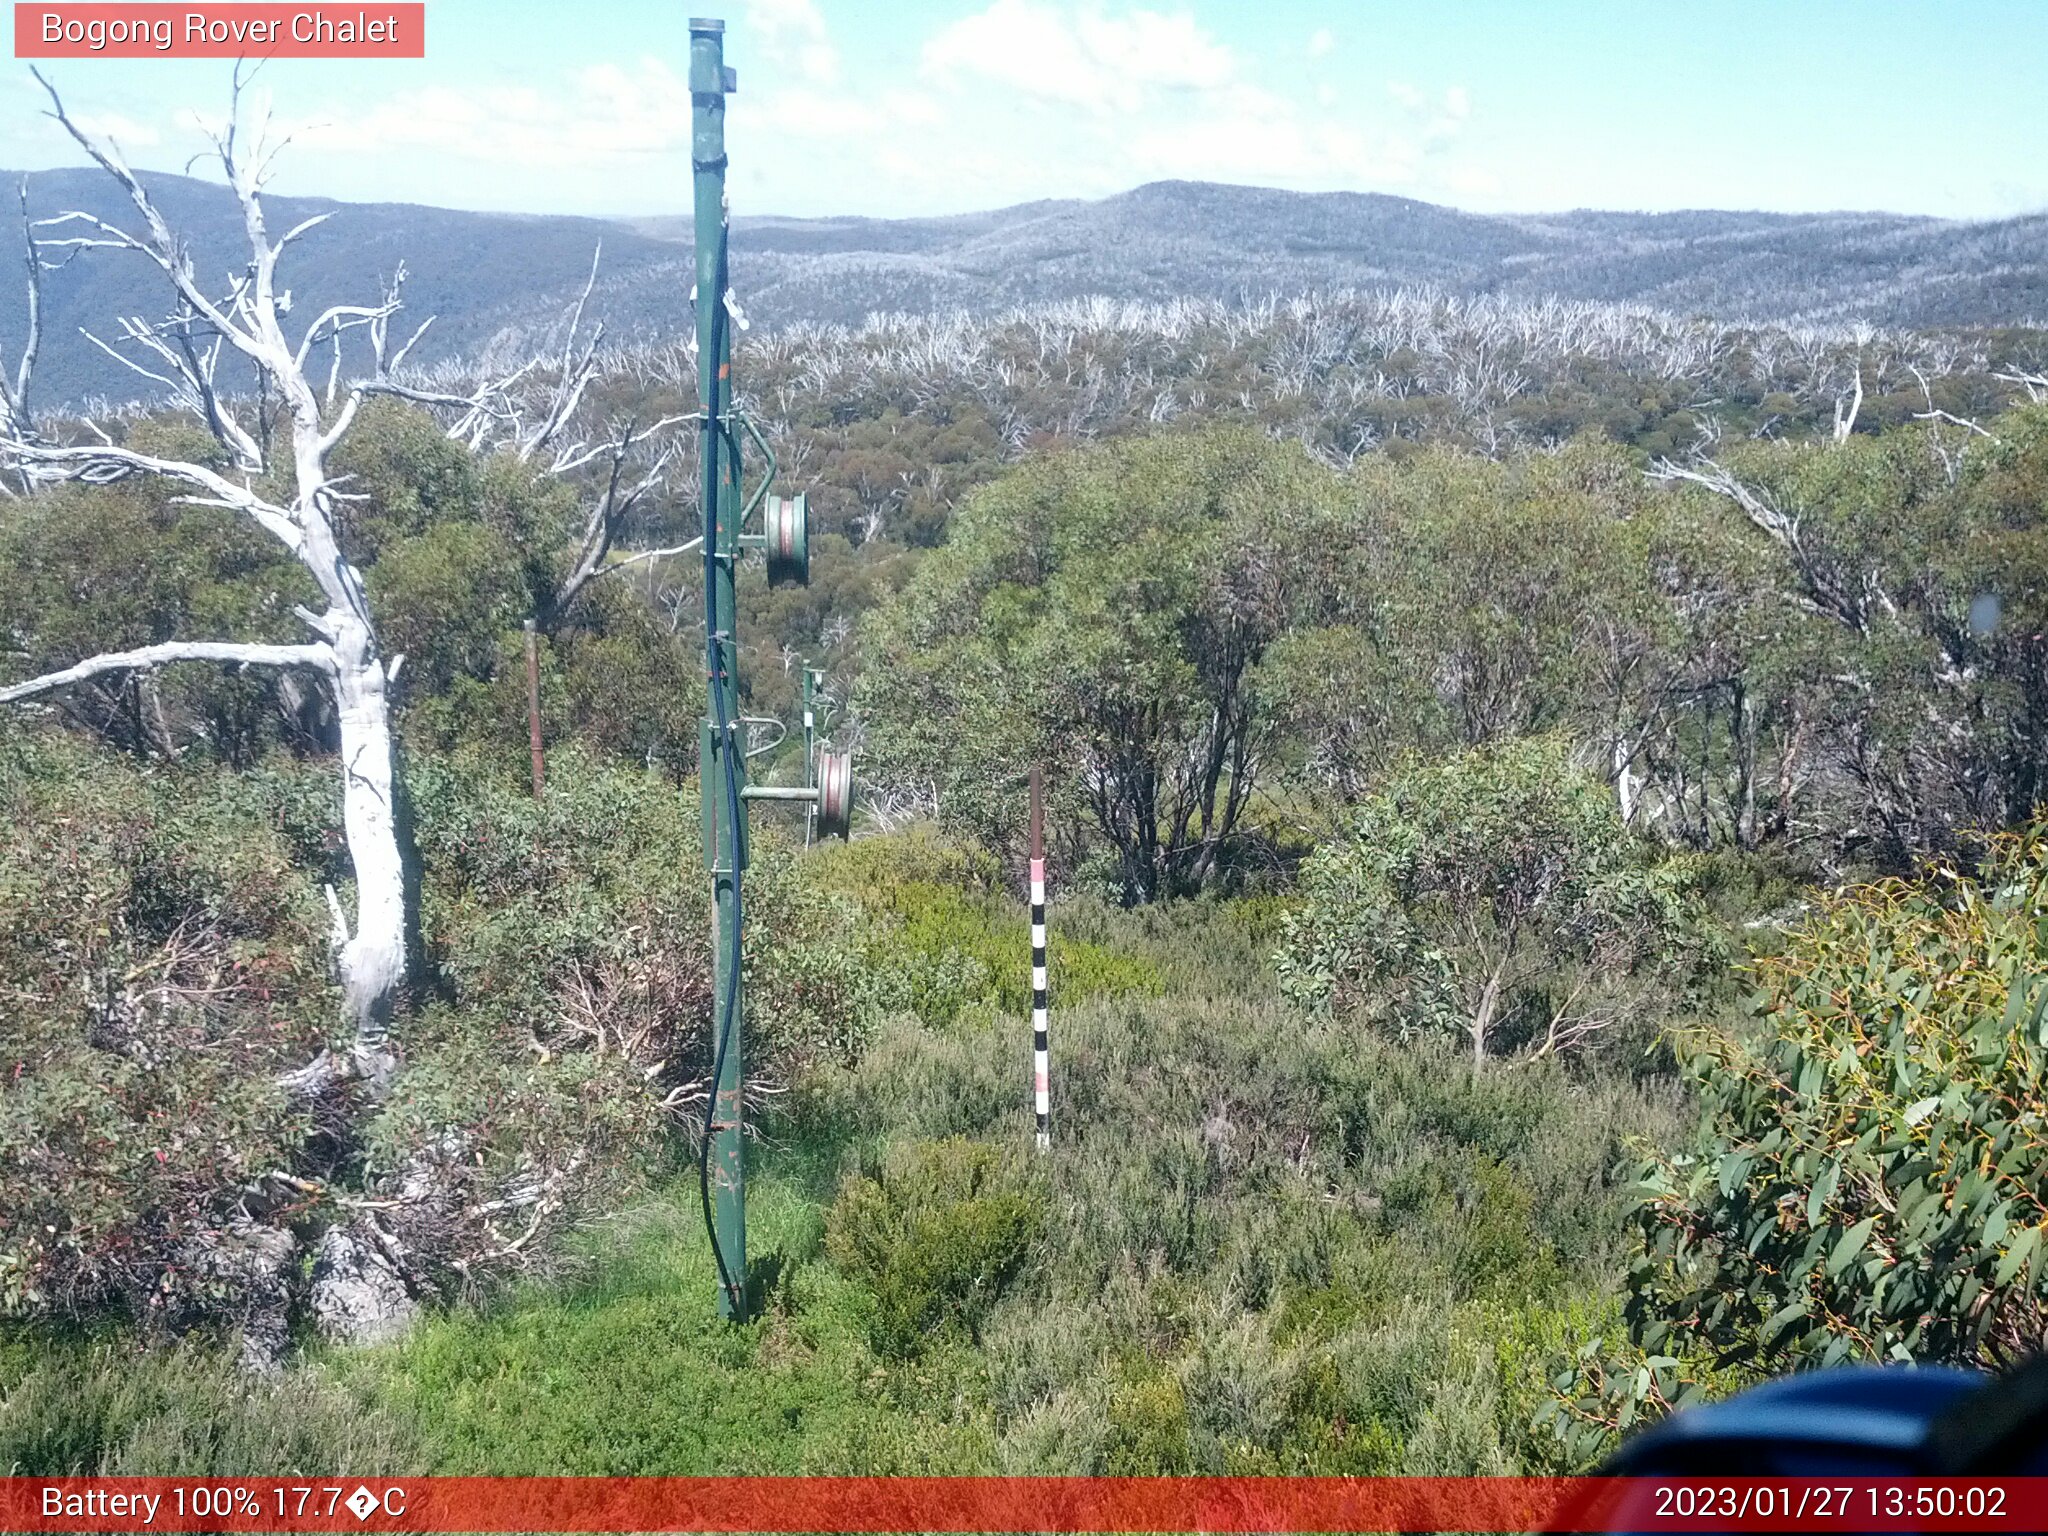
[1029,764,1050,1151]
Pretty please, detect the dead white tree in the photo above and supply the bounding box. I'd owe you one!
[1906,362,1997,484]
[383,252,699,630]
[1832,358,1864,443]
[0,70,440,1091]
[539,412,694,626]
[0,179,40,449]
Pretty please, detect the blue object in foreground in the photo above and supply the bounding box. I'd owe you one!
[1558,1358,2048,1532]
[1599,1365,1990,1477]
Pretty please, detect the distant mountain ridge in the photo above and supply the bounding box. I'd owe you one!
[708,181,2048,332]
[5,170,2048,406]
[0,167,697,408]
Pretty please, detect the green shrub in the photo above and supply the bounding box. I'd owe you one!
[335,1184,996,1476]
[371,745,894,1294]
[0,734,330,1329]
[551,589,702,773]
[1550,820,2048,1462]
[874,880,1158,1025]
[1103,1373,1193,1474]
[827,1137,1045,1358]
[0,722,904,1339]
[807,826,1160,1028]
[1279,1351,1403,1474]
[805,825,1003,903]
[1649,828,2048,1365]
[1278,736,1716,1061]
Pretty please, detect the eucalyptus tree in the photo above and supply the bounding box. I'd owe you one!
[861,426,1339,901]
[1649,408,2048,867]
[1278,736,1713,1064]
[1257,439,1654,826]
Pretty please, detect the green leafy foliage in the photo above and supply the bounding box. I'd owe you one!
[1279,736,1717,1060]
[787,884,1677,1475]
[0,731,331,1327]
[1549,819,2048,1460]
[827,1137,1045,1358]
[1649,825,2048,1363]
[860,426,1343,901]
[804,826,1161,1027]
[0,1334,417,1476]
[1644,409,2048,867]
[333,1183,998,1476]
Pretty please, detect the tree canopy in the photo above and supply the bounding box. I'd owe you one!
[1279,736,1715,1062]
[861,426,1343,900]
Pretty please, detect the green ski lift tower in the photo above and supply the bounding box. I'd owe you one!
[689,15,854,1320]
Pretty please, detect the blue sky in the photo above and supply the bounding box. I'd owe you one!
[3,1,2042,220]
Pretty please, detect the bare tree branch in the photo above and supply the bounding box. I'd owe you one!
[587,537,704,581]
[545,415,691,624]
[1648,452,1801,550]
[0,639,333,703]
[4,436,305,549]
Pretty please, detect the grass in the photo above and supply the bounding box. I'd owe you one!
[338,1176,996,1475]
[0,1332,419,1477]
[2,842,1690,1478]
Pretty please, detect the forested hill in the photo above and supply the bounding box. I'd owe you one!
[8,167,2048,403]
[0,168,696,406]
[699,181,2048,330]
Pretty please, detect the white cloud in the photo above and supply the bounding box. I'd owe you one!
[37,6,1486,223]
[743,0,840,86]
[1126,82,1426,189]
[1075,7,1234,90]
[70,111,160,149]
[922,1,1237,114]
[739,88,876,141]
[296,59,692,167]
[1308,27,1335,59]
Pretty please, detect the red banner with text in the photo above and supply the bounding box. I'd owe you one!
[6,1476,2048,1533]
[15,5,424,59]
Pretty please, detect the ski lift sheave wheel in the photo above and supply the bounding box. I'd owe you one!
[815,749,854,840]
[764,493,809,588]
